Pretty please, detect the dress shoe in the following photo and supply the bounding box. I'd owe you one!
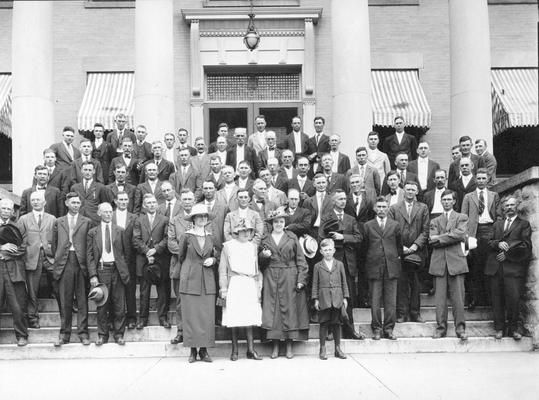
[270,347,279,359]
[372,331,382,340]
[495,330,503,340]
[159,320,171,329]
[230,351,238,361]
[198,348,212,363]
[285,349,294,359]
[54,337,70,347]
[95,337,105,346]
[411,316,425,323]
[334,347,347,359]
[188,348,197,363]
[81,337,91,346]
[170,334,183,345]
[29,321,40,329]
[432,331,446,339]
[385,332,397,340]
[513,332,522,341]
[428,288,436,296]
[246,350,262,360]
[127,322,136,330]
[136,321,147,330]
[350,330,366,340]
[466,301,476,312]
[116,337,126,346]
[17,337,28,347]
[319,346,327,360]
[396,317,405,323]
[458,331,468,341]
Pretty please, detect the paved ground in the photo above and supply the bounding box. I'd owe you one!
[1,352,538,400]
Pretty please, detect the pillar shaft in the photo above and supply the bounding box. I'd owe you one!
[331,0,372,157]
[135,0,175,144]
[11,1,54,194]
[449,0,493,150]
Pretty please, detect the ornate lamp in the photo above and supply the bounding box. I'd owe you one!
[243,0,260,51]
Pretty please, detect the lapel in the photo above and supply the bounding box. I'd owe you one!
[94,224,103,255]
[72,214,84,236]
[471,191,479,207]
[446,211,457,231]
[398,202,411,224]
[409,202,420,222]
[372,219,384,236]
[503,216,519,237]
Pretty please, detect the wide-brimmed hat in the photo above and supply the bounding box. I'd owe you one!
[461,236,478,256]
[184,203,215,222]
[265,208,288,223]
[233,219,255,234]
[321,218,343,236]
[299,234,318,259]
[88,283,109,307]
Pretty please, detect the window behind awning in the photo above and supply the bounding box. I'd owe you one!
[0,74,12,138]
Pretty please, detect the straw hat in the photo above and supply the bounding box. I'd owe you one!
[184,203,215,222]
[299,234,318,259]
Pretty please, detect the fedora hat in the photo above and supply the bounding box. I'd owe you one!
[184,203,215,222]
[461,236,478,256]
[299,234,318,259]
[88,283,109,307]
[232,219,255,234]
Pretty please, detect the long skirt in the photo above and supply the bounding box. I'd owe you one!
[222,275,262,327]
[181,292,215,348]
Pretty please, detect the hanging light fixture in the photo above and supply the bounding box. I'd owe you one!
[243,0,260,51]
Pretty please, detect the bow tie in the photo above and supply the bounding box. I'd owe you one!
[124,153,131,159]
[255,199,265,204]
[269,147,275,151]
[391,190,397,195]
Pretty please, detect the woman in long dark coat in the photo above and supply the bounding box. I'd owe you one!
[259,210,309,359]
[178,204,219,363]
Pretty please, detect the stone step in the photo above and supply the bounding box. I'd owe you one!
[0,320,499,344]
[352,307,492,321]
[0,337,531,360]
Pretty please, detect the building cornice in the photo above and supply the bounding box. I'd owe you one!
[182,7,323,23]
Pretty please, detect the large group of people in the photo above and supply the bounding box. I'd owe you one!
[0,112,531,363]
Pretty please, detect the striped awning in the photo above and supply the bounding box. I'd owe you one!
[491,68,538,135]
[0,74,12,138]
[371,70,432,128]
[77,72,134,131]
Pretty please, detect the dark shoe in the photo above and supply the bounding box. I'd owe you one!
[199,348,212,363]
[95,337,105,346]
[159,320,171,329]
[136,321,147,330]
[334,347,347,359]
[513,332,522,341]
[246,350,262,360]
[385,332,397,340]
[428,288,435,296]
[396,317,405,323]
[81,337,91,346]
[54,336,70,347]
[411,316,424,323]
[466,301,476,312]
[350,330,366,340]
[29,321,40,329]
[495,330,503,340]
[188,348,197,363]
[127,322,136,330]
[230,351,238,361]
[458,331,468,341]
[17,337,28,347]
[432,331,446,339]
[116,337,126,346]
[319,346,327,360]
[373,331,382,340]
[170,334,183,345]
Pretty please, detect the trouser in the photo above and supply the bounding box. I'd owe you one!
[356,257,370,307]
[139,275,170,323]
[370,276,398,334]
[96,264,126,339]
[434,272,466,334]
[397,261,421,320]
[26,249,45,323]
[0,264,28,339]
[40,256,62,316]
[125,258,137,324]
[341,257,358,337]
[467,224,493,305]
[489,267,524,334]
[58,251,89,339]
[172,278,183,333]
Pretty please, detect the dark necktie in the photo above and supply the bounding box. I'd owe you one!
[504,217,511,233]
[337,213,343,222]
[166,202,172,217]
[37,214,42,228]
[105,224,111,253]
[478,190,485,215]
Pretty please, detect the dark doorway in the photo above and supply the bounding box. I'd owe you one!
[208,107,248,144]
[0,135,12,183]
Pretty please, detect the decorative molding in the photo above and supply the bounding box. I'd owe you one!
[0,1,13,9]
[368,0,419,5]
[84,0,135,9]
[203,0,300,6]
[303,18,315,96]
[190,20,202,97]
[182,7,323,23]
[488,0,536,4]
[200,29,304,37]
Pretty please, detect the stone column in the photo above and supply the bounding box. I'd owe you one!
[11,1,54,194]
[135,0,175,144]
[449,0,493,150]
[331,0,372,156]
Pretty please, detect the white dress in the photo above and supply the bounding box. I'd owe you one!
[221,240,262,327]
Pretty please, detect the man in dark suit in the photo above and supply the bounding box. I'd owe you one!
[70,161,108,223]
[319,189,364,340]
[320,154,348,194]
[49,126,81,171]
[461,168,501,309]
[326,135,351,174]
[204,155,226,191]
[198,180,228,250]
[346,147,381,196]
[384,170,405,207]
[258,131,282,170]
[449,157,477,211]
[475,139,497,186]
[21,165,64,218]
[233,160,255,194]
[288,156,315,204]
[139,140,175,183]
[0,199,29,346]
[157,181,182,219]
[284,188,311,238]
[407,141,440,196]
[287,116,311,161]
[87,202,130,345]
[382,153,420,195]
[363,196,403,340]
[52,193,93,346]
[106,113,136,157]
[429,190,469,340]
[267,157,288,193]
[112,191,137,329]
[105,164,136,213]
[382,116,418,168]
[279,150,297,180]
[422,169,449,219]
[176,128,197,156]
[132,125,153,173]
[208,123,236,153]
[486,197,531,340]
[448,136,480,183]
[69,138,104,186]
[227,127,259,178]
[307,116,330,171]
[132,193,170,329]
[109,137,140,185]
[388,181,429,323]
[91,123,113,184]
[302,173,333,239]
[169,148,201,201]
[18,191,57,329]
[43,148,70,194]
[134,162,166,214]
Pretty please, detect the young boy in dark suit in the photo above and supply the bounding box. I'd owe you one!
[312,238,349,360]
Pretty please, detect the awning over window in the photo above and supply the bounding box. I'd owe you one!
[0,74,12,138]
[491,68,538,135]
[371,70,432,129]
[77,72,134,131]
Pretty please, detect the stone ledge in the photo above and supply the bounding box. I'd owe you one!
[491,166,539,195]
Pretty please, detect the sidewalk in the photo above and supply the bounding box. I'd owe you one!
[1,352,537,400]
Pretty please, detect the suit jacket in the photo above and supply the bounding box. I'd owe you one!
[18,212,56,269]
[106,129,136,156]
[216,185,239,211]
[109,155,140,186]
[382,132,418,167]
[388,201,430,266]
[448,154,480,184]
[190,153,212,179]
[0,221,27,283]
[204,171,226,191]
[449,176,477,212]
[302,193,334,236]
[284,206,311,238]
[336,153,351,175]
[288,175,316,200]
[311,259,349,309]
[486,216,532,277]
[20,186,65,218]
[319,212,362,277]
[202,200,229,249]
[105,181,136,213]
[208,136,236,153]
[71,181,107,223]
[47,166,69,194]
[132,141,153,165]
[167,210,193,279]
[52,213,92,279]
[175,145,197,158]
[258,148,282,170]
[157,199,183,219]
[177,232,219,295]
[287,132,311,158]
[50,142,81,170]
[344,191,375,223]
[86,224,130,284]
[133,180,165,214]
[112,210,137,265]
[306,134,330,163]
[234,176,255,195]
[226,145,259,177]
[363,218,403,280]
[139,158,175,183]
[92,140,113,184]
[132,213,169,277]
[270,173,289,193]
[345,164,381,195]
[407,158,441,193]
[384,188,405,206]
[381,170,420,195]
[461,190,501,237]
[477,151,497,185]
[69,157,104,186]
[428,211,468,276]
[223,208,264,244]
[325,172,348,194]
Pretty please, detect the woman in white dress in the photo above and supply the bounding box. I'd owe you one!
[219,219,263,361]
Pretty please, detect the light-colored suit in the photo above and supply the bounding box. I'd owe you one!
[216,184,239,211]
[223,208,264,244]
[346,164,381,195]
